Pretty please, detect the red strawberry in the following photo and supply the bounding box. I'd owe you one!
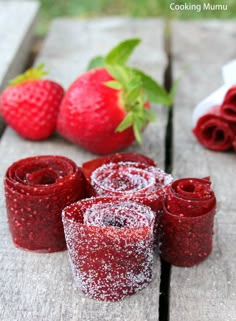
[57,39,171,155]
[0,64,64,140]
[58,67,141,154]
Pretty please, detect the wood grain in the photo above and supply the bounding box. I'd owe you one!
[0,18,168,321]
[170,20,236,321]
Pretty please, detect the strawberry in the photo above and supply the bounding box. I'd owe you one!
[0,64,64,140]
[58,67,140,154]
[57,39,172,155]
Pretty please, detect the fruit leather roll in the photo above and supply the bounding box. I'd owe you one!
[4,155,86,252]
[233,137,236,151]
[193,106,236,151]
[62,197,155,301]
[159,177,217,267]
[220,86,236,122]
[82,153,173,242]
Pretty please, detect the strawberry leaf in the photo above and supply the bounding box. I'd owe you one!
[105,38,141,65]
[87,56,105,70]
[116,113,133,132]
[133,121,142,144]
[128,75,142,90]
[134,113,146,130]
[143,108,157,122]
[125,87,142,106]
[106,64,131,88]
[9,64,48,86]
[105,80,123,90]
[132,68,172,106]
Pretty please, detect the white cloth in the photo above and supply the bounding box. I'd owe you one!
[192,60,236,127]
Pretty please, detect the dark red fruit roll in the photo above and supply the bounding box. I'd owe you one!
[159,177,217,267]
[220,86,236,122]
[4,155,86,252]
[82,153,173,244]
[233,137,236,151]
[62,197,155,301]
[193,106,236,151]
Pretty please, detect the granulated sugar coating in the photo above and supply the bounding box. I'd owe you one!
[90,162,172,196]
[62,197,155,301]
[4,155,86,252]
[82,154,172,244]
[82,152,157,179]
[160,177,217,267]
[84,201,153,228]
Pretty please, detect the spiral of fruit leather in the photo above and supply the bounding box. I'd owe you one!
[62,197,155,301]
[220,86,236,122]
[82,153,172,241]
[193,106,236,151]
[160,177,217,267]
[4,155,86,252]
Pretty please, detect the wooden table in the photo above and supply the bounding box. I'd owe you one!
[0,13,235,321]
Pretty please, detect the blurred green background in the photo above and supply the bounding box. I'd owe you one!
[38,0,236,35]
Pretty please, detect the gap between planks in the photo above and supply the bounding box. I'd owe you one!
[159,18,173,321]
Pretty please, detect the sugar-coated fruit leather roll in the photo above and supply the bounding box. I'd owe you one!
[193,106,236,151]
[62,197,155,301]
[4,155,86,252]
[159,177,216,267]
[82,153,172,243]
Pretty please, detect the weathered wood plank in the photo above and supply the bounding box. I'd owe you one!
[171,20,236,321]
[0,0,39,132]
[0,18,168,321]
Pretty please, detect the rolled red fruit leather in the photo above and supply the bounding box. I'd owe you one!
[82,153,172,207]
[62,197,155,301]
[4,155,86,252]
[193,106,236,151]
[233,137,236,151]
[159,177,217,267]
[220,86,236,122]
[82,153,173,243]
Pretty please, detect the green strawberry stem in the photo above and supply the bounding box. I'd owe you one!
[87,38,174,144]
[9,64,48,86]
[106,64,161,144]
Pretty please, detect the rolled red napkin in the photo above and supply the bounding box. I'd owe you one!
[159,177,216,267]
[62,197,155,301]
[193,106,236,151]
[4,155,86,252]
[82,153,172,243]
[220,86,236,122]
